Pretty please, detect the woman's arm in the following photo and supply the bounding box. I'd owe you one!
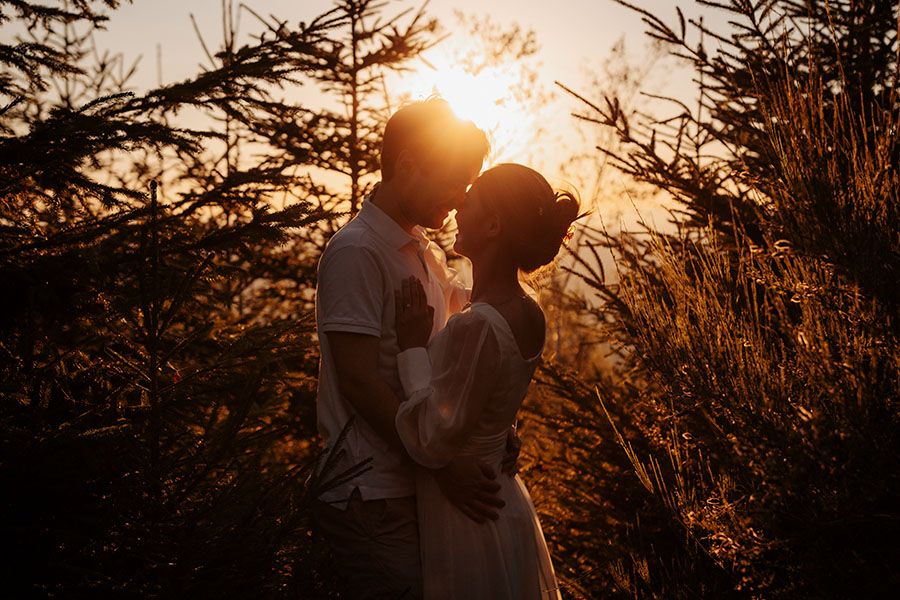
[394,284,501,468]
[394,276,506,521]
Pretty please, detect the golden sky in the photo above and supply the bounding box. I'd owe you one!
[95,0,657,89]
[81,0,725,219]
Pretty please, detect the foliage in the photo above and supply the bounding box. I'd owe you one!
[449,10,549,165]
[0,0,440,595]
[538,0,900,598]
[248,0,440,218]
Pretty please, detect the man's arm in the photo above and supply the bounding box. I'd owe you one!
[328,329,504,521]
[327,331,404,451]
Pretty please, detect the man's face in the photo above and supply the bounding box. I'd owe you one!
[402,163,476,230]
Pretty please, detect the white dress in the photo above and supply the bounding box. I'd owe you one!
[395,302,561,600]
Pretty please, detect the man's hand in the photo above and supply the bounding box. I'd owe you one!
[432,455,504,523]
[501,425,522,476]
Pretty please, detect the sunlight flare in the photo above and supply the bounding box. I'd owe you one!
[393,56,536,164]
[433,65,515,130]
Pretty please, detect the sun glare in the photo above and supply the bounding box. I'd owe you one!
[435,66,513,130]
[393,55,537,165]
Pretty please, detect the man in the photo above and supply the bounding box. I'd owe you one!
[313,98,510,599]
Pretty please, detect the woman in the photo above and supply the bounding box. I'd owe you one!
[393,163,579,599]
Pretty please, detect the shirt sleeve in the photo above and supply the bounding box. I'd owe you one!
[317,244,384,337]
[394,312,501,469]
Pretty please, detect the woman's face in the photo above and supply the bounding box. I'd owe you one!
[453,183,493,259]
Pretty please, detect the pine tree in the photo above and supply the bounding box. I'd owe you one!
[249,0,440,218]
[0,1,379,595]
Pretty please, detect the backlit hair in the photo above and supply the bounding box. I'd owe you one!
[380,97,490,182]
[470,163,580,273]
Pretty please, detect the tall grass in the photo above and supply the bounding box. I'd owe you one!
[531,1,900,597]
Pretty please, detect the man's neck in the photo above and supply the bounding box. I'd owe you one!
[371,180,416,234]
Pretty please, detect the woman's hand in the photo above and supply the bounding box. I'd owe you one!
[395,276,434,350]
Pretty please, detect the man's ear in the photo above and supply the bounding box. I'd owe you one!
[486,213,502,238]
[395,149,415,178]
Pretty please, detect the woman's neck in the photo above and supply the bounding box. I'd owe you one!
[470,252,523,304]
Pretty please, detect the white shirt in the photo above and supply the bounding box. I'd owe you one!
[315,197,468,506]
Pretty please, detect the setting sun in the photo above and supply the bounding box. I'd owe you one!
[431,66,516,129]
[392,55,538,165]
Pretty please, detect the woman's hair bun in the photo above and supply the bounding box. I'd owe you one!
[518,190,580,272]
[553,191,580,231]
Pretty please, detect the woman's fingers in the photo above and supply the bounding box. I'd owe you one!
[398,276,431,313]
[405,276,426,310]
[401,277,412,308]
[415,278,427,308]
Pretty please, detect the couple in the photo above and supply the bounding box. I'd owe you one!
[313,97,578,599]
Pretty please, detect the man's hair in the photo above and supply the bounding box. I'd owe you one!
[380,97,490,182]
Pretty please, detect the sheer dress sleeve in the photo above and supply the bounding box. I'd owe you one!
[394,311,501,469]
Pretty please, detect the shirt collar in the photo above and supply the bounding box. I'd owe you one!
[357,188,427,250]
